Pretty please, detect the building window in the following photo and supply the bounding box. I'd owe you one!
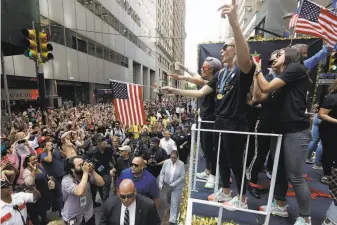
[87,38,96,56]
[109,51,116,63]
[104,47,110,61]
[50,21,65,45]
[96,43,104,59]
[40,16,50,35]
[65,28,77,50]
[77,33,87,53]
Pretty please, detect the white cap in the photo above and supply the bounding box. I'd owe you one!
[118,145,131,153]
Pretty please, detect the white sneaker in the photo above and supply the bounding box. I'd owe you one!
[204,175,215,189]
[294,217,311,225]
[259,200,289,217]
[313,164,323,170]
[223,196,248,211]
[207,188,232,202]
[322,218,336,225]
[196,170,209,180]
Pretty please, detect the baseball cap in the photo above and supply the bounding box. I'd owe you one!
[118,145,131,152]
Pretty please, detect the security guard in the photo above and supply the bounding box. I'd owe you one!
[143,137,168,178]
[172,126,189,164]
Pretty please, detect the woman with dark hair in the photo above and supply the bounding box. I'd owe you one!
[159,150,185,225]
[169,57,223,189]
[23,154,52,225]
[318,78,337,184]
[255,48,312,225]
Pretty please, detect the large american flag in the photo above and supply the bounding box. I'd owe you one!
[289,11,299,29]
[294,0,337,48]
[111,81,146,125]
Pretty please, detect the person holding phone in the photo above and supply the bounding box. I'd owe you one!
[61,156,104,225]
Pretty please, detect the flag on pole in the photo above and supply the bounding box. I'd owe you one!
[111,81,146,126]
[294,0,337,48]
[289,11,299,29]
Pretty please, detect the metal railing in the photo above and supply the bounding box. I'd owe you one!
[186,119,283,225]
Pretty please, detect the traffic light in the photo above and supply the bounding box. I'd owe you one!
[329,52,337,72]
[39,32,54,63]
[21,29,38,59]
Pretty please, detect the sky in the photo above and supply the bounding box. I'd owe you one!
[184,0,231,72]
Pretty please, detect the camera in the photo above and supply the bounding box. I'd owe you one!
[149,154,157,166]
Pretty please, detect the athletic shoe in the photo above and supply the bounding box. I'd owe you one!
[306,159,315,164]
[223,196,248,211]
[266,171,272,180]
[313,164,323,170]
[294,217,311,225]
[207,189,232,202]
[196,170,209,180]
[259,200,289,217]
[322,218,336,225]
[204,175,215,189]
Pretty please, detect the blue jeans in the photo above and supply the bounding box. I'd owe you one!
[306,114,321,160]
[315,141,323,165]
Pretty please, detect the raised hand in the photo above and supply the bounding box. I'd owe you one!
[161,86,175,94]
[168,74,185,80]
[218,0,238,25]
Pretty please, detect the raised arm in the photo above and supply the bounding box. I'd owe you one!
[161,85,214,98]
[218,0,252,74]
[169,73,207,86]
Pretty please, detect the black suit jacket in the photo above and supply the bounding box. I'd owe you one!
[99,194,161,225]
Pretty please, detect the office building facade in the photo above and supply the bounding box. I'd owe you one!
[1,0,186,107]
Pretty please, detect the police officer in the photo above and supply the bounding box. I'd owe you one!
[143,137,168,178]
[172,126,189,164]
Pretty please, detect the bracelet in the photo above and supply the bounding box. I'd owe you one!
[255,69,262,76]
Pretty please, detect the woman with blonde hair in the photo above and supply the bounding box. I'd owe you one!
[318,78,337,184]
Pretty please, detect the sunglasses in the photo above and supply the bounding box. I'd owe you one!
[131,163,141,168]
[222,44,235,51]
[268,59,277,65]
[17,140,26,144]
[120,192,135,199]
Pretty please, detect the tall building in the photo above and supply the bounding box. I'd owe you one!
[228,0,332,39]
[1,0,186,108]
[156,0,186,89]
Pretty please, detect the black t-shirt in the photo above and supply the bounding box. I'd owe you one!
[276,63,310,133]
[207,64,255,124]
[94,147,114,174]
[320,93,337,130]
[259,73,283,122]
[200,78,216,119]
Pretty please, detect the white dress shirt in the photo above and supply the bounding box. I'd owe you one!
[169,162,176,183]
[120,200,136,225]
[0,192,34,225]
[159,138,177,155]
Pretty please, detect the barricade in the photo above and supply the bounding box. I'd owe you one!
[186,119,283,225]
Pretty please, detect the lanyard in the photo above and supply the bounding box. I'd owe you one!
[219,66,238,94]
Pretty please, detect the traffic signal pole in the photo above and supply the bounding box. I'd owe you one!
[1,51,13,127]
[32,21,47,125]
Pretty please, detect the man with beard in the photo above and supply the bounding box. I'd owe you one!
[40,140,64,215]
[143,137,168,178]
[61,156,104,225]
[117,157,160,209]
[0,177,41,225]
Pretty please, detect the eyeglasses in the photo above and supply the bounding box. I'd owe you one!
[120,192,135,199]
[171,157,177,160]
[222,44,235,51]
[131,163,141,168]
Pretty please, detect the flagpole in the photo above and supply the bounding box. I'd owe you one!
[108,79,158,89]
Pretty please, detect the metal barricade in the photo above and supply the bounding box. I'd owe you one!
[186,120,283,225]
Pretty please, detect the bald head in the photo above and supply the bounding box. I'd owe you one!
[15,132,26,141]
[133,157,144,165]
[119,179,135,193]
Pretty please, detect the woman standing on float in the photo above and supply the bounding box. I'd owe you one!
[168,57,223,190]
[162,0,255,209]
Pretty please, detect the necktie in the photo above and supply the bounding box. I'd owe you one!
[124,208,130,225]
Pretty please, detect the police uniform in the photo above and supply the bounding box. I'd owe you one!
[0,192,34,225]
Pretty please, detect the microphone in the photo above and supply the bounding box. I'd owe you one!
[13,204,19,210]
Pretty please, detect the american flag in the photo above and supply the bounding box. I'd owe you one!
[289,11,299,29]
[294,0,337,48]
[111,81,146,126]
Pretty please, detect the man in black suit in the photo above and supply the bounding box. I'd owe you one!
[99,179,161,225]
